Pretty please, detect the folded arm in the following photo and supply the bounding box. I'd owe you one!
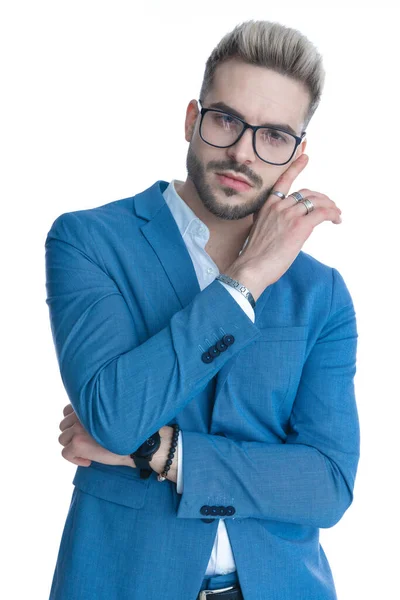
[176,270,359,528]
[45,212,260,456]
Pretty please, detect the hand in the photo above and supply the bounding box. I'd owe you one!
[225,154,342,301]
[58,403,135,468]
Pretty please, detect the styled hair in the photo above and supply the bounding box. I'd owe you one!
[199,20,326,129]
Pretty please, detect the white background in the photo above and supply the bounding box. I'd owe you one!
[1,1,398,598]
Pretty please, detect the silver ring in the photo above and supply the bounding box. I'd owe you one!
[288,191,305,204]
[299,198,314,215]
[271,190,286,199]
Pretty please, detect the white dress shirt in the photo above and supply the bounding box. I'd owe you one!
[162,179,255,577]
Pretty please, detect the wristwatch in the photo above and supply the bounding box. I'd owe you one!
[130,432,161,479]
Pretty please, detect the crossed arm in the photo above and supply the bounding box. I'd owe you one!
[58,403,179,483]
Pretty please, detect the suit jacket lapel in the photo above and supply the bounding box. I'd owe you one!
[134,180,201,310]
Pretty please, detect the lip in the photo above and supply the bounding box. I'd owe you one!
[216,172,253,191]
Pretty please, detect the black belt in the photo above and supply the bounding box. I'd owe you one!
[197,584,243,599]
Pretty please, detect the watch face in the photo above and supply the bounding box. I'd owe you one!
[135,432,161,458]
[144,437,156,449]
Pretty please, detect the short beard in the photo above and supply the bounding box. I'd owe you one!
[186,143,273,221]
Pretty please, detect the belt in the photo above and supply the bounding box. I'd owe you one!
[197,584,243,600]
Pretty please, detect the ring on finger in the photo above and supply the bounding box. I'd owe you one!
[288,191,305,204]
[299,198,315,215]
[271,190,286,199]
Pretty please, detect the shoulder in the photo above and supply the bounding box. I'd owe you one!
[46,195,135,235]
[292,250,355,313]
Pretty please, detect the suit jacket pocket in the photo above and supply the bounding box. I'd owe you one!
[212,326,308,440]
[242,325,308,408]
[72,462,149,509]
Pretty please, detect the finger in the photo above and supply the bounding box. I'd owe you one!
[61,443,92,467]
[59,410,79,431]
[63,403,74,417]
[300,205,342,227]
[290,197,341,224]
[268,154,309,204]
[58,421,83,446]
[280,190,341,213]
[58,427,74,447]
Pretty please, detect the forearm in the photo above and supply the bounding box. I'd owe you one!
[176,430,359,528]
[176,278,359,529]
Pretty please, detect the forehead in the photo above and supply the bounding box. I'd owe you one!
[207,59,310,131]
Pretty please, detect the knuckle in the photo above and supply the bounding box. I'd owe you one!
[318,207,329,218]
[272,200,285,213]
[73,433,86,447]
[283,207,295,221]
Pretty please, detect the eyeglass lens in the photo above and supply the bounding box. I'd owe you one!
[201,111,296,164]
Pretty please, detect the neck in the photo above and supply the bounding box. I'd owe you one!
[175,178,253,270]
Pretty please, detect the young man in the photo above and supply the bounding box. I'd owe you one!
[46,20,359,600]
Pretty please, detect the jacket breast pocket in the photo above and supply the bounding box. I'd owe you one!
[72,462,149,509]
[249,325,307,398]
[222,326,308,435]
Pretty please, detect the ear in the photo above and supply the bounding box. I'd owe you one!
[184,99,199,142]
[294,138,307,160]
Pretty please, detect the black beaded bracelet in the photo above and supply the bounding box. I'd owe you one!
[157,423,180,482]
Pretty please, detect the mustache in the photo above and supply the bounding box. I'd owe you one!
[207,160,261,187]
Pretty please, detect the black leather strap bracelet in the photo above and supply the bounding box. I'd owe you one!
[157,423,180,482]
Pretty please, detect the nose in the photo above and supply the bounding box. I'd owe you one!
[226,127,256,164]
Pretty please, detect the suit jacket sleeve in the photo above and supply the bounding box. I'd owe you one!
[176,268,359,528]
[44,211,261,455]
[176,283,256,494]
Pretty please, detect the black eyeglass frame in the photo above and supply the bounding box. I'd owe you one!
[198,100,307,166]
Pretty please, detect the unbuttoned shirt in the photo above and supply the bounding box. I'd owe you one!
[163,180,255,577]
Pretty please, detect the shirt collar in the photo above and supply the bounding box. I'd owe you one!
[163,179,210,246]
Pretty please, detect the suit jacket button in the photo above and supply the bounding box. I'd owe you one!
[201,518,215,523]
[216,339,227,352]
[218,506,227,516]
[201,352,213,364]
[209,345,220,358]
[226,506,236,516]
[210,506,219,516]
[222,334,235,346]
[200,505,210,515]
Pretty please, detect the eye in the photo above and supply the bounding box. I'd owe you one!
[260,128,289,145]
[212,112,240,129]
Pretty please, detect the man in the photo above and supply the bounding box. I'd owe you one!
[46,19,359,600]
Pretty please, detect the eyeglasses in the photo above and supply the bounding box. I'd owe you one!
[198,100,306,166]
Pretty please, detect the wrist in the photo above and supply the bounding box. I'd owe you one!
[166,462,178,483]
[223,265,265,303]
[121,454,136,468]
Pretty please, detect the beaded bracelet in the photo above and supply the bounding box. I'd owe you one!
[157,423,180,482]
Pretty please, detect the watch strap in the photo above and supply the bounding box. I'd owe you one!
[133,455,153,479]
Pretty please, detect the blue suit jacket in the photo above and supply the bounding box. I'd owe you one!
[45,180,359,600]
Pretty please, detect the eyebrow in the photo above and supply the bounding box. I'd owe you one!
[208,101,299,137]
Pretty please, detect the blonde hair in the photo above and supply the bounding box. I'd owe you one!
[199,20,326,129]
